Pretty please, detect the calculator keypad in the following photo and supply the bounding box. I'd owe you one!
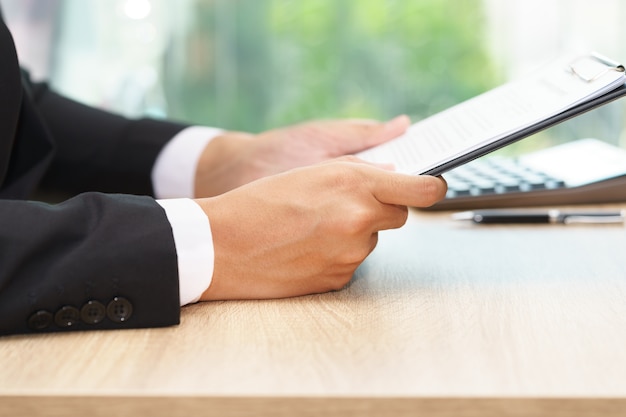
[444,157,566,199]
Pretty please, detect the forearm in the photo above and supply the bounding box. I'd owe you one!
[29,81,187,196]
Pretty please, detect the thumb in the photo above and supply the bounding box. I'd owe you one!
[368,169,448,208]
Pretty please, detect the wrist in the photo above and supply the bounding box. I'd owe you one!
[152,126,222,199]
[194,131,256,197]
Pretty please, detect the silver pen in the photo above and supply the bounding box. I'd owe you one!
[452,209,626,224]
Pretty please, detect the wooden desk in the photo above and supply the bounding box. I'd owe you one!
[2,206,626,417]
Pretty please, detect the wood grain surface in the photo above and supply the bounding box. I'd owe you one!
[1,206,625,416]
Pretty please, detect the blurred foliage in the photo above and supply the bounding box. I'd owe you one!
[162,0,500,133]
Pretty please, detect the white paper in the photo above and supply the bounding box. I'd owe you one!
[356,54,626,175]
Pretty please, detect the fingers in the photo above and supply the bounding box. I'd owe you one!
[335,115,411,154]
[368,114,411,147]
[320,157,447,209]
[368,203,409,232]
[362,174,445,232]
[365,167,448,208]
[378,115,412,144]
[319,159,446,231]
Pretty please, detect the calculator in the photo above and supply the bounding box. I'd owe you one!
[427,138,626,210]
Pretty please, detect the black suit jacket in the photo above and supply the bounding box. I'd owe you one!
[0,12,190,335]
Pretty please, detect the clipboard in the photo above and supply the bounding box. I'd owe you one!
[422,83,626,176]
[357,52,626,177]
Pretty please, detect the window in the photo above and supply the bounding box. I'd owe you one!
[4,0,625,154]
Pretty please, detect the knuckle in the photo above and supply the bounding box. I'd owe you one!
[395,205,409,225]
[335,155,362,164]
[338,206,375,235]
[336,233,378,265]
[338,246,370,265]
[321,162,359,189]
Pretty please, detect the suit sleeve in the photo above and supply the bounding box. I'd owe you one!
[0,192,181,336]
[29,81,189,197]
[0,11,186,337]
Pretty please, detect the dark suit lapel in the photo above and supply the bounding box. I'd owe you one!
[0,12,55,199]
[1,93,55,198]
[0,13,23,187]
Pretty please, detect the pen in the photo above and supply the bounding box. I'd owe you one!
[452,209,626,224]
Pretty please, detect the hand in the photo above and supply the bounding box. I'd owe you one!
[194,115,411,197]
[195,157,447,301]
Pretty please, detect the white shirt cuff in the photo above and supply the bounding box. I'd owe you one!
[156,198,215,306]
[151,126,223,199]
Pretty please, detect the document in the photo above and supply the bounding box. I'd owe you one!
[356,53,626,176]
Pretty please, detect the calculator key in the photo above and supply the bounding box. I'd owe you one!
[518,182,536,192]
[447,188,471,197]
[545,179,566,189]
[496,176,521,186]
[517,173,545,184]
[447,184,471,194]
[495,184,521,193]
[442,153,569,200]
[472,178,496,191]
[469,187,483,196]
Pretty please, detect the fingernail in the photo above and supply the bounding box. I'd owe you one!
[385,114,410,130]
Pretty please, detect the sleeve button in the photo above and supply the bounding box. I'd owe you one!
[54,306,81,327]
[80,300,106,325]
[106,297,133,323]
[28,310,53,331]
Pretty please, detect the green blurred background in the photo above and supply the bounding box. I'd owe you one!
[161,0,496,133]
[4,0,626,154]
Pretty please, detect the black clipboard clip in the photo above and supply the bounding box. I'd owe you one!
[568,52,625,83]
